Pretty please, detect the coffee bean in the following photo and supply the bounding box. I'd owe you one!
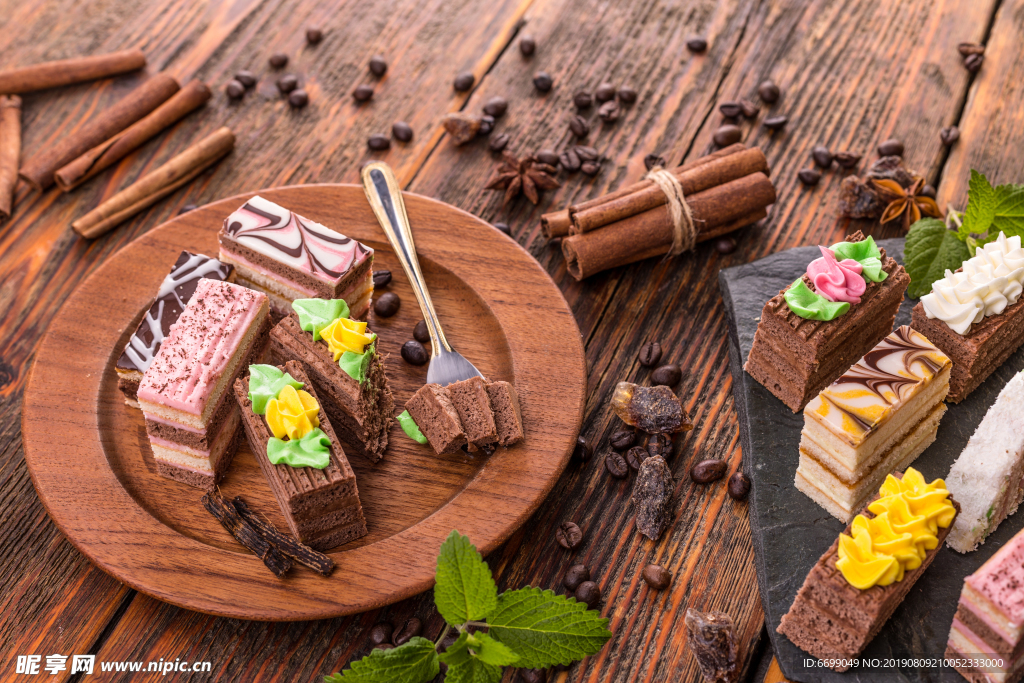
[493,222,511,236]
[575,581,601,608]
[598,100,619,123]
[369,622,393,645]
[964,53,984,73]
[757,80,780,103]
[877,138,904,157]
[739,99,760,118]
[958,42,985,56]
[392,121,413,142]
[483,96,508,117]
[533,72,553,92]
[763,115,788,130]
[644,154,667,171]
[719,101,743,119]
[393,618,423,646]
[834,151,861,168]
[573,91,593,110]
[555,522,583,550]
[920,184,937,199]
[641,564,672,590]
[715,236,737,254]
[374,643,393,651]
[288,89,309,108]
[563,564,591,592]
[798,168,821,186]
[372,269,392,288]
[691,459,727,484]
[306,27,323,44]
[369,55,388,77]
[560,149,581,172]
[413,320,430,343]
[478,115,495,136]
[574,145,599,161]
[235,71,257,88]
[520,34,536,56]
[581,160,601,176]
[569,115,590,138]
[812,146,833,168]
[651,364,682,387]
[713,124,742,147]
[269,53,288,69]
[225,80,245,99]
[646,433,672,459]
[353,84,374,102]
[728,471,751,500]
[534,149,558,167]
[521,669,547,683]
[638,341,663,367]
[489,133,510,152]
[374,292,401,317]
[605,452,629,478]
[453,72,475,92]
[618,86,637,104]
[277,74,298,94]
[573,436,592,461]
[595,82,616,103]
[178,204,197,215]
[401,340,429,365]
[367,134,390,151]
[941,125,960,146]
[626,446,649,471]
[610,429,635,450]
[686,37,707,53]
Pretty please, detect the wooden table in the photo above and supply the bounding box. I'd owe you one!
[1,0,1021,681]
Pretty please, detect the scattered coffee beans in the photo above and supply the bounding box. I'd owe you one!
[573,436,592,461]
[958,42,985,56]
[402,340,429,365]
[605,452,629,479]
[353,84,374,102]
[369,55,388,77]
[575,581,601,608]
[370,622,393,645]
[651,364,682,387]
[641,564,672,590]
[812,146,833,168]
[374,292,401,317]
[269,53,288,69]
[563,564,591,591]
[556,522,583,550]
[288,89,309,108]
[478,115,495,136]
[739,99,759,118]
[618,86,637,104]
[598,100,620,123]
[595,82,616,103]
[235,70,257,88]
[713,124,741,147]
[533,72,553,92]
[521,669,547,683]
[610,429,636,450]
[964,53,984,73]
[757,80,780,103]
[277,74,298,94]
[225,80,245,99]
[638,341,663,367]
[374,643,393,651]
[413,320,430,343]
[483,96,508,117]
[580,158,600,176]
[691,459,727,484]
[367,134,390,151]
[686,37,707,53]
[941,125,960,146]
[519,34,536,56]
[393,121,413,142]
[489,133,510,152]
[453,72,475,91]
[728,471,751,500]
[372,269,392,287]
[798,168,821,186]
[306,27,323,44]
[763,115,788,130]
[877,139,904,157]
[393,618,423,646]
[573,91,593,109]
[536,149,560,166]
[719,101,743,119]
[569,115,590,138]
[178,204,197,215]
[560,149,581,172]
[574,145,599,161]
[715,236,737,254]
[646,433,672,459]
[494,222,511,235]
[626,446,649,471]
[834,151,861,168]
[644,153,667,171]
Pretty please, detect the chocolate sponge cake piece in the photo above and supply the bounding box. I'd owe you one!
[486,381,524,447]
[447,377,498,451]
[406,384,467,455]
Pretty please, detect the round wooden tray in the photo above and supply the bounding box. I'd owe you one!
[22,184,585,621]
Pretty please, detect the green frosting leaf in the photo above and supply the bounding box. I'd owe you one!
[398,410,428,444]
[325,636,439,683]
[267,428,331,469]
[434,530,499,625]
[293,298,350,341]
[339,344,374,384]
[831,236,887,282]
[783,278,850,321]
[904,217,972,298]
[247,364,303,415]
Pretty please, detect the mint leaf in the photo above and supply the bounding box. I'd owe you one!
[471,632,519,666]
[328,637,438,683]
[904,218,971,298]
[434,530,498,625]
[962,169,998,240]
[444,658,502,683]
[437,631,473,667]
[487,587,612,668]
[990,184,1024,238]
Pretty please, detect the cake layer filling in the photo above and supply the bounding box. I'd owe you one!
[957,592,1024,658]
[151,411,239,475]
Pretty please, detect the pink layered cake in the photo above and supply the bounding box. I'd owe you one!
[138,280,272,488]
[218,196,374,319]
[947,528,1024,682]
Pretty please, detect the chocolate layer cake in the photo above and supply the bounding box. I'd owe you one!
[405,384,467,454]
[218,196,375,318]
[447,377,498,451]
[487,381,524,446]
[115,251,234,407]
[138,280,271,489]
[234,361,367,550]
[405,380,524,455]
[745,232,909,412]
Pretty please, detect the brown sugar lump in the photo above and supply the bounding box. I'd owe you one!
[486,380,523,446]
[405,384,467,454]
[447,377,498,451]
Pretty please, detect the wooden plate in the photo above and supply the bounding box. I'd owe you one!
[22,184,585,621]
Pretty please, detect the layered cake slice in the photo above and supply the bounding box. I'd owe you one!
[404,380,524,455]
[138,280,271,488]
[796,326,951,522]
[945,371,1024,553]
[947,527,1024,682]
[447,377,499,453]
[778,468,959,671]
[269,298,393,462]
[218,195,375,319]
[745,233,910,411]
[234,361,367,550]
[912,232,1024,402]
[115,251,234,407]
[405,384,467,454]
[487,381,524,446]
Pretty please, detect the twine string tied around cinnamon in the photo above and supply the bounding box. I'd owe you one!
[645,165,697,256]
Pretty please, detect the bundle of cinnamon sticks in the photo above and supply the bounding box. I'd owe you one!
[542,144,776,280]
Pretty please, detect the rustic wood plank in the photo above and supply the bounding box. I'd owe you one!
[764,657,794,683]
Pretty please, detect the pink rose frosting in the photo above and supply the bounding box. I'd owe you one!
[806,246,866,304]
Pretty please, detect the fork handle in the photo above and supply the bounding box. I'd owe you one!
[360,161,451,353]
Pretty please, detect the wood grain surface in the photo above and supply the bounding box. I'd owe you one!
[1,0,1021,680]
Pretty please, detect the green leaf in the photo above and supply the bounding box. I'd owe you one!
[904,218,972,298]
[487,587,612,668]
[434,531,498,625]
[327,637,438,683]
[471,632,519,666]
[266,428,332,469]
[247,364,303,415]
[293,298,350,341]
[960,170,1024,241]
[962,169,998,239]
[990,185,1024,238]
[437,631,474,667]
[782,278,849,321]
[444,658,502,683]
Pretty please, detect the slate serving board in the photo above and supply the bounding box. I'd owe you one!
[719,238,1024,683]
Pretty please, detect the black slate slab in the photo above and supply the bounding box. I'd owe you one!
[719,238,1024,682]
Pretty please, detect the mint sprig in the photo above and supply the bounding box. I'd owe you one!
[325,530,611,682]
[904,218,970,299]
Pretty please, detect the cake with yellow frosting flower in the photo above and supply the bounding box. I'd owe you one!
[777,467,959,671]
[233,360,367,550]
[269,298,394,463]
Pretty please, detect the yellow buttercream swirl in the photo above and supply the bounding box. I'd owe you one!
[320,316,375,361]
[266,385,320,440]
[835,467,955,589]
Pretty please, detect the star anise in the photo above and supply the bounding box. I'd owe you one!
[485,151,560,205]
[869,176,941,230]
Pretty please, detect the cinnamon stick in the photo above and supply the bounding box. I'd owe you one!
[561,172,776,280]
[202,492,292,577]
[55,80,211,192]
[0,49,146,95]
[0,96,21,220]
[72,126,234,239]
[570,147,769,234]
[20,73,179,191]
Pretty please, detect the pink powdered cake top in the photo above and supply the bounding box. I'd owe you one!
[138,280,266,416]
[965,529,1024,625]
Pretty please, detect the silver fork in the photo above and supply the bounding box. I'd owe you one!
[361,161,483,387]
